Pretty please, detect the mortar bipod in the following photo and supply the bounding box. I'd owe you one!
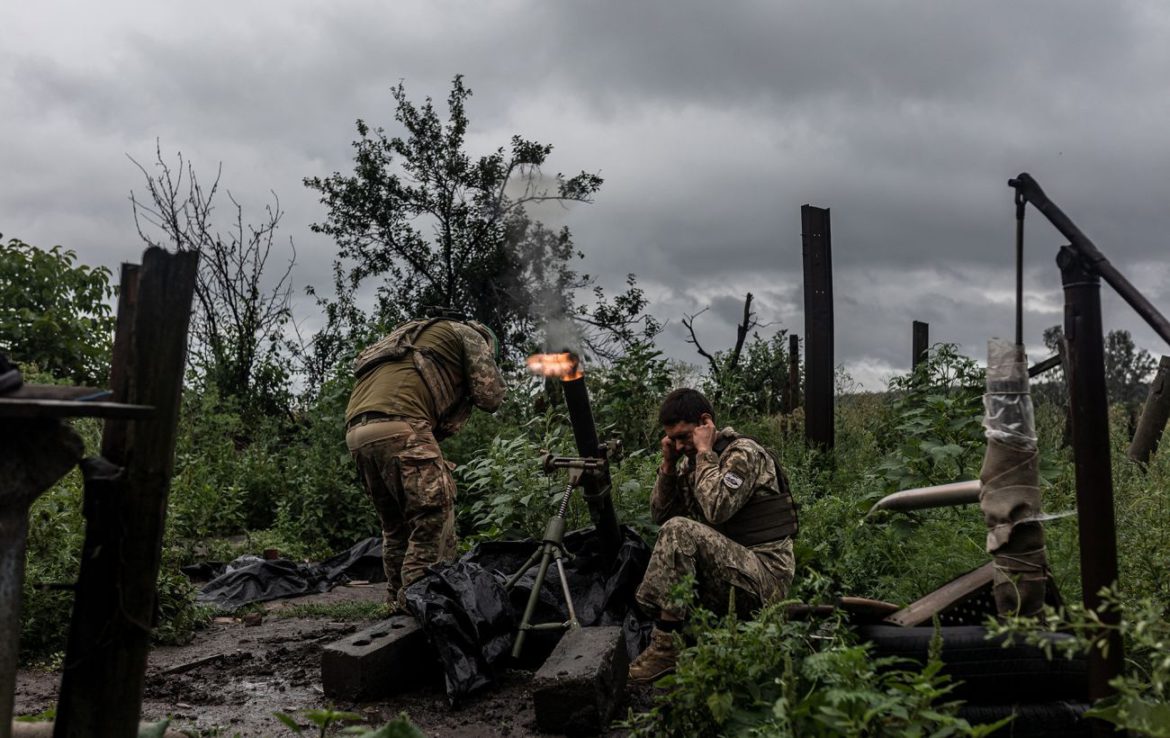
[504,454,607,659]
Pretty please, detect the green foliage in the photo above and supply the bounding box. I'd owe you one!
[876,343,986,491]
[0,237,115,383]
[302,74,654,386]
[591,340,674,451]
[707,330,798,419]
[626,602,1006,737]
[275,709,425,738]
[992,591,1170,737]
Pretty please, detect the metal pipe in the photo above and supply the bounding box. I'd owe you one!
[1010,173,1170,348]
[1059,245,1123,705]
[867,480,981,517]
[560,375,622,560]
[1027,354,1062,378]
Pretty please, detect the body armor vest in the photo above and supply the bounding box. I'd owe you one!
[352,318,468,435]
[712,433,799,546]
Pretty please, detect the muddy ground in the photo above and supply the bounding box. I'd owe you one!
[15,584,646,737]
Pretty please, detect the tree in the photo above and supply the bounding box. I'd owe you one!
[1041,325,1154,407]
[0,236,115,384]
[130,144,295,416]
[302,75,656,383]
[683,293,797,416]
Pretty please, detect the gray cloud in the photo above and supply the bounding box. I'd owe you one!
[3,0,1170,389]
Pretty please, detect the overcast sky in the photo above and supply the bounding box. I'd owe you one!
[4,1,1169,389]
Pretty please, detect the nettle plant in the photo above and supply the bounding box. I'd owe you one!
[877,343,986,492]
[626,582,1007,737]
[990,591,1170,738]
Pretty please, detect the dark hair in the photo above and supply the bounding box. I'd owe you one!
[658,388,715,426]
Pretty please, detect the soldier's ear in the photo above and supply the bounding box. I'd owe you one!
[700,413,714,425]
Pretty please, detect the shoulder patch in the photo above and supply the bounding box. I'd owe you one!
[722,472,744,490]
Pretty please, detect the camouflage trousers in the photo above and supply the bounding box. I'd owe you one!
[635,516,795,620]
[346,418,457,606]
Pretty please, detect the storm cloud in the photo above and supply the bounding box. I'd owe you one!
[3,0,1169,388]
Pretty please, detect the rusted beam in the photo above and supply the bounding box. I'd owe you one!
[912,321,929,372]
[55,248,198,737]
[1011,173,1170,348]
[801,205,834,450]
[1129,356,1170,465]
[787,333,800,413]
[1027,354,1062,378]
[1058,245,1122,706]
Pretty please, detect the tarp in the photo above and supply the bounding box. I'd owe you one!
[187,538,387,610]
[405,525,653,703]
[186,526,654,704]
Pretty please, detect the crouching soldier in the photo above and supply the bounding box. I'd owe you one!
[629,388,798,682]
[345,314,505,610]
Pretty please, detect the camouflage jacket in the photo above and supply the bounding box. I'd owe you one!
[651,427,787,531]
[350,318,505,439]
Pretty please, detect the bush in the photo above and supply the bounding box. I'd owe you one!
[627,598,1007,737]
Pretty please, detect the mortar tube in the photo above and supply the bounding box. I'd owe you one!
[560,375,622,561]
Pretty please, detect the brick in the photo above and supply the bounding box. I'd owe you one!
[532,626,629,736]
[320,615,436,701]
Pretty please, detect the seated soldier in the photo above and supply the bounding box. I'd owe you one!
[629,388,798,682]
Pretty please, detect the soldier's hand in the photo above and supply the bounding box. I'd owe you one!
[693,417,717,454]
[660,435,678,473]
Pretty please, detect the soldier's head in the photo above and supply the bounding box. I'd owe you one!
[658,388,715,458]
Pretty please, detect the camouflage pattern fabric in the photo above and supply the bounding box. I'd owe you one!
[346,419,458,606]
[435,321,506,439]
[636,427,796,618]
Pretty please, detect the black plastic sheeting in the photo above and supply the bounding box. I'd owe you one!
[404,525,653,704]
[185,526,654,705]
[187,537,386,611]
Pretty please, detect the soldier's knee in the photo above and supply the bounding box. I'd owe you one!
[658,516,705,541]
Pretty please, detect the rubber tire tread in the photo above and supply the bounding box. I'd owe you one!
[855,625,1087,704]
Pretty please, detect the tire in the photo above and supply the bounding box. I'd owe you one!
[957,702,1091,737]
[855,625,1088,704]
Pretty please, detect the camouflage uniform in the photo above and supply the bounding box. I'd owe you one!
[635,427,796,619]
[345,319,505,606]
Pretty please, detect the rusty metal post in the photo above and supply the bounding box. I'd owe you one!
[912,321,930,372]
[1058,245,1123,706]
[1128,356,1170,465]
[787,334,800,413]
[1012,173,1170,347]
[801,205,834,450]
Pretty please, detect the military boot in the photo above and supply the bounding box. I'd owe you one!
[629,627,679,683]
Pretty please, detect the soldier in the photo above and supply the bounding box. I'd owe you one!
[629,388,798,682]
[345,314,506,609]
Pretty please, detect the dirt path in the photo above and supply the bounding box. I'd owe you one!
[14,584,635,737]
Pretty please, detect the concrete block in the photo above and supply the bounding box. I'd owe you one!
[320,615,436,701]
[532,626,629,736]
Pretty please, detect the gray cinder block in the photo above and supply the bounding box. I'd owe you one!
[532,626,629,736]
[320,615,435,701]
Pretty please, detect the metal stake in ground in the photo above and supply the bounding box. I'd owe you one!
[1058,245,1123,707]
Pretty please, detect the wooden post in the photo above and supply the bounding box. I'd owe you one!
[787,333,801,413]
[912,321,930,372]
[1129,356,1170,464]
[1058,245,1122,707]
[55,248,197,737]
[801,205,834,450]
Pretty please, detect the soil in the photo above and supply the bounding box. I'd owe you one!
[14,584,644,737]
